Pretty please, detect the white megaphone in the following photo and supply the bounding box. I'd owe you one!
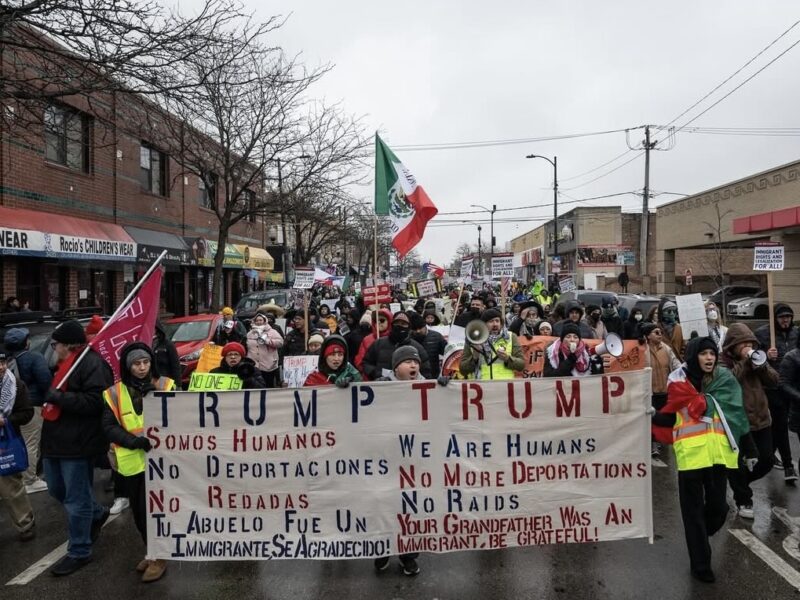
[466,320,490,346]
[591,333,624,358]
[747,348,768,367]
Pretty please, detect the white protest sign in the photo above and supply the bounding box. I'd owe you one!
[753,242,784,271]
[429,325,450,339]
[675,293,709,338]
[281,354,320,388]
[558,276,576,293]
[322,299,338,314]
[460,257,474,278]
[145,371,653,561]
[491,254,514,278]
[389,302,402,315]
[415,279,437,297]
[293,269,315,290]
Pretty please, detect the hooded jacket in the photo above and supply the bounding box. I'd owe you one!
[552,301,595,339]
[755,302,798,367]
[721,323,777,431]
[354,308,393,372]
[153,320,182,385]
[657,297,685,361]
[245,320,284,372]
[362,327,431,381]
[303,335,362,387]
[41,345,114,459]
[342,310,365,364]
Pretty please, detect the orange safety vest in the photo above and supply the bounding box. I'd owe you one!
[672,406,738,471]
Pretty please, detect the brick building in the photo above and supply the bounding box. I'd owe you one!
[0,37,280,316]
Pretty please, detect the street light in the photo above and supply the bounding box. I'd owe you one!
[477,224,483,276]
[470,203,497,260]
[525,155,558,286]
[276,154,310,284]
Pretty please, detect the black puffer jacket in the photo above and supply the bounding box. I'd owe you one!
[211,356,265,389]
[153,321,182,384]
[755,303,799,367]
[780,348,800,432]
[362,335,431,380]
[42,348,114,459]
[412,328,447,377]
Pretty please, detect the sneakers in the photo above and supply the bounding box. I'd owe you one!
[651,442,662,458]
[110,497,130,515]
[91,507,111,543]
[401,557,420,576]
[142,559,167,583]
[785,465,798,485]
[25,479,48,494]
[51,555,92,576]
[691,568,716,583]
[136,558,150,573]
[774,456,784,470]
[737,505,755,520]
[374,557,390,571]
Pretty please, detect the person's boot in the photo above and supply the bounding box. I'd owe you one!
[142,559,167,583]
[786,463,799,486]
[136,558,150,573]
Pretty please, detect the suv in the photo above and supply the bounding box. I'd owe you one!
[559,290,619,309]
[235,289,290,327]
[617,293,661,319]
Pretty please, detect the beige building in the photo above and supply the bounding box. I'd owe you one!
[655,158,800,311]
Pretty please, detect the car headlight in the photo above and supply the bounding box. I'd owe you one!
[742,302,754,308]
[180,350,201,362]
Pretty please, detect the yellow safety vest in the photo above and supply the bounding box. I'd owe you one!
[104,376,174,476]
[480,337,517,380]
[672,406,738,471]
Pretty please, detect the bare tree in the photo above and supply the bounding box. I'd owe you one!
[700,200,735,320]
[394,248,421,277]
[144,16,368,308]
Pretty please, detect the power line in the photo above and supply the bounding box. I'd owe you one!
[434,191,638,217]
[559,151,644,191]
[390,127,635,151]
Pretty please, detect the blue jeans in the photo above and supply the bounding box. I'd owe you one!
[44,458,105,559]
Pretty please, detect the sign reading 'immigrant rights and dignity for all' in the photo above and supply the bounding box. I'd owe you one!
[144,372,653,561]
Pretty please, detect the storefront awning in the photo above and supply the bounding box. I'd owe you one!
[184,237,244,268]
[235,245,274,271]
[733,206,800,235]
[0,205,136,262]
[124,226,190,265]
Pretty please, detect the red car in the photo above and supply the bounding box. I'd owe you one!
[164,314,223,389]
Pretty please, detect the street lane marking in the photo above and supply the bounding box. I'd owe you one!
[772,507,800,564]
[730,528,800,591]
[5,513,120,586]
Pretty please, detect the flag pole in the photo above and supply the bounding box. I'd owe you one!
[54,250,168,390]
[373,216,379,332]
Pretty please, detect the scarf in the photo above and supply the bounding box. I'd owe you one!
[0,369,17,417]
[52,347,85,391]
[549,339,590,374]
[708,324,721,348]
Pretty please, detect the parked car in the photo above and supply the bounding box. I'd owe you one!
[704,285,762,309]
[163,314,223,389]
[235,289,290,327]
[558,290,619,309]
[727,290,769,319]
[616,294,662,319]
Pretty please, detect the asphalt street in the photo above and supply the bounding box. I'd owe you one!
[4,447,800,600]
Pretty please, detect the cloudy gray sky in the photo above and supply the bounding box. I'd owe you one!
[190,1,800,264]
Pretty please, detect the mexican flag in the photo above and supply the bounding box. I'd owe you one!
[374,133,438,257]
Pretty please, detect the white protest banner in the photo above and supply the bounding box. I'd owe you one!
[460,257,474,279]
[145,371,653,561]
[753,242,784,271]
[675,293,709,338]
[281,355,319,388]
[293,268,315,290]
[558,276,576,293]
[389,302,402,315]
[491,253,514,278]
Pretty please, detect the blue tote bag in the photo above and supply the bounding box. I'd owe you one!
[0,422,29,476]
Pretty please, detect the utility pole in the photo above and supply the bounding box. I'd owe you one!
[640,126,655,280]
[477,225,483,277]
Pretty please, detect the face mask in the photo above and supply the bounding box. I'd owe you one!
[707,310,718,321]
[662,312,676,324]
[390,325,409,342]
[634,314,643,321]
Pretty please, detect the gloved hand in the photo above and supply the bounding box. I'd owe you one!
[744,458,758,472]
[437,375,450,387]
[335,376,354,389]
[46,389,65,404]
[132,437,152,452]
[687,395,707,421]
[645,406,656,415]
[140,382,156,396]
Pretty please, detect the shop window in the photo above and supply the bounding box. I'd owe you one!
[140,143,168,196]
[199,173,217,209]
[44,104,92,173]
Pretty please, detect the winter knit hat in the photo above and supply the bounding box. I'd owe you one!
[392,312,410,326]
[125,348,151,370]
[3,327,29,352]
[323,339,347,357]
[221,306,234,317]
[776,305,794,318]
[85,315,104,336]
[661,300,678,311]
[52,320,87,345]
[221,342,246,357]
[408,311,426,330]
[481,308,502,323]
[308,334,325,346]
[560,322,582,341]
[392,345,421,370]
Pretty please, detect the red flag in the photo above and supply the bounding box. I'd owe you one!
[90,267,163,382]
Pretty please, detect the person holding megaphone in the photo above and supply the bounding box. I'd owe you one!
[459,309,524,380]
[721,323,779,520]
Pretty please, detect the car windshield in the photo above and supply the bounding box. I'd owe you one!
[237,293,287,311]
[167,321,213,342]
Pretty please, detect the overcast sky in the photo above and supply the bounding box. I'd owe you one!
[184,1,800,264]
